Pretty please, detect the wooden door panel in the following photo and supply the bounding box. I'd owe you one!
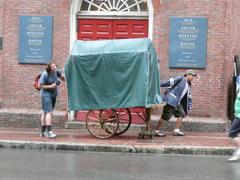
[78,19,112,40]
[113,20,148,39]
[131,21,148,38]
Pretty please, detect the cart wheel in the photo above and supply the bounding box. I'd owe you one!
[86,109,119,139]
[114,108,131,135]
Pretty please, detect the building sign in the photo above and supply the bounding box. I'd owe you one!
[19,16,53,64]
[169,17,208,68]
[0,36,2,50]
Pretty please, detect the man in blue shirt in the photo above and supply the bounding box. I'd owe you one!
[39,63,65,138]
[154,69,196,137]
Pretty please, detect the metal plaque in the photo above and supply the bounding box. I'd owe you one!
[169,17,208,68]
[19,16,53,64]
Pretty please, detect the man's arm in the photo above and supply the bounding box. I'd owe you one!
[59,74,65,81]
[160,76,183,88]
[57,69,65,81]
[41,83,57,90]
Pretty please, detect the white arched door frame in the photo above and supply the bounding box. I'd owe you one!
[70,0,153,50]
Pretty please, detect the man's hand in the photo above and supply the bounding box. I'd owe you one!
[49,83,57,89]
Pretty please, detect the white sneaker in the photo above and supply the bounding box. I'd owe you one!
[173,129,185,136]
[44,131,57,139]
[154,130,166,137]
[228,149,240,162]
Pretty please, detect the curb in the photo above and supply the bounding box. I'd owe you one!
[65,116,229,133]
[0,140,234,156]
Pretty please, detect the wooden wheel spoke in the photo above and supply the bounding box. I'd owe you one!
[104,124,113,133]
[92,111,100,119]
[107,121,116,128]
[88,116,99,121]
[88,121,102,130]
[117,112,127,117]
[118,118,128,122]
[118,125,124,131]
[92,124,101,133]
[104,117,117,122]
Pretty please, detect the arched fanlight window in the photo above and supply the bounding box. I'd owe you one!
[80,0,148,15]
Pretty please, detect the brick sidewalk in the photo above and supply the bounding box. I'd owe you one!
[0,128,235,155]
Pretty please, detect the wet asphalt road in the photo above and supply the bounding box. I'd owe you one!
[0,149,239,180]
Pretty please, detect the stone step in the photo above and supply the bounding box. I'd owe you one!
[0,108,67,128]
[65,115,230,133]
[0,109,230,133]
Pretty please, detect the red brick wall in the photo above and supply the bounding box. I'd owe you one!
[0,0,239,119]
[0,0,69,110]
[152,0,235,118]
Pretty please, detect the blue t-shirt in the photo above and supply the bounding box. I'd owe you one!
[39,70,61,97]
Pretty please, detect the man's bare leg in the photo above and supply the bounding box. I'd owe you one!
[154,118,166,137]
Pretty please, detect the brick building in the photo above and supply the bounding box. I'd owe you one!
[0,0,240,127]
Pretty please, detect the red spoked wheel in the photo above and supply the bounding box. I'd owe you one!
[114,108,131,135]
[86,109,119,139]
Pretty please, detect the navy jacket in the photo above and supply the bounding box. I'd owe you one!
[161,76,192,114]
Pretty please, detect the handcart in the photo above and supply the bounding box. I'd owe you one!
[64,38,162,139]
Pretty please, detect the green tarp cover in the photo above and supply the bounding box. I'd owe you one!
[65,38,162,111]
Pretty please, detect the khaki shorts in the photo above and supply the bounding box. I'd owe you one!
[161,104,185,121]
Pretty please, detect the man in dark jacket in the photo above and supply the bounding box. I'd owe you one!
[154,69,197,137]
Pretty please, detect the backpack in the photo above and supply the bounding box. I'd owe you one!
[34,72,51,90]
[34,73,42,91]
